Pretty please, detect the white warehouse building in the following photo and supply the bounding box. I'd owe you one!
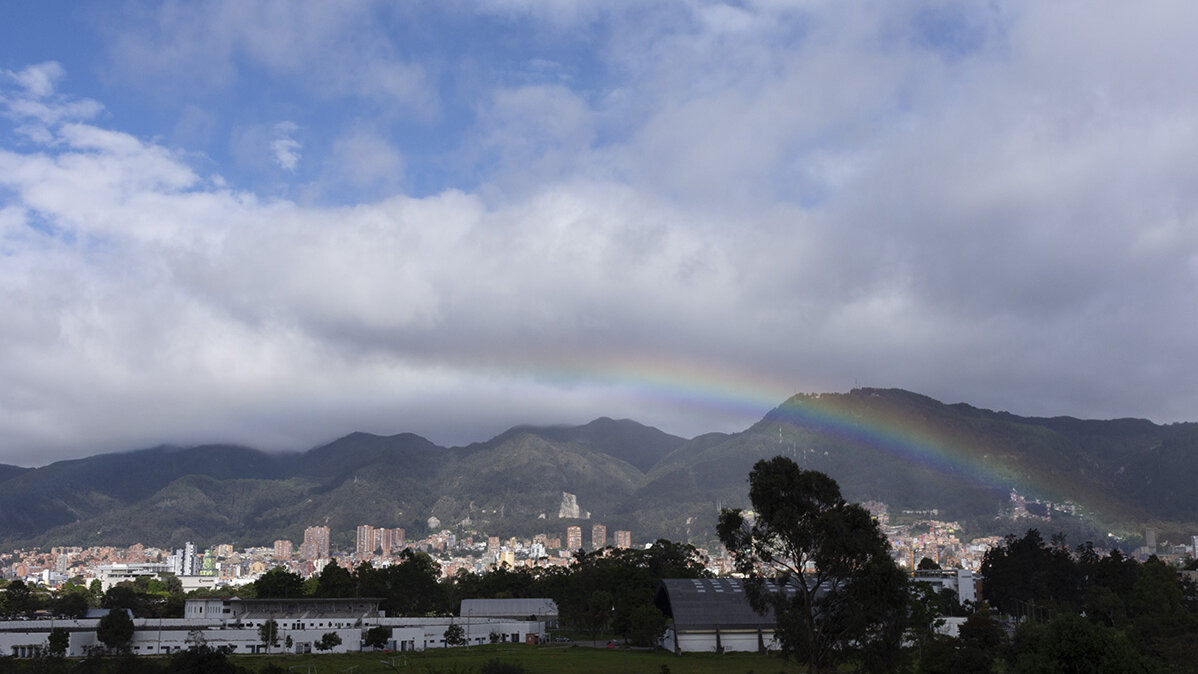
[2,597,548,659]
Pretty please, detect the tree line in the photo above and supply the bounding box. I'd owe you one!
[8,454,1198,672]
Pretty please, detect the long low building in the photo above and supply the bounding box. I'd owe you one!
[1,598,547,659]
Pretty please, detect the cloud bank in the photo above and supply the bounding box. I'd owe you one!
[2,2,1198,466]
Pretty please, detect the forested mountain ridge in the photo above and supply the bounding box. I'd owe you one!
[1,389,1194,549]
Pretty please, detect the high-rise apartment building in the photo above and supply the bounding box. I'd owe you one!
[356,525,376,556]
[302,525,330,560]
[384,528,405,556]
[566,526,583,550]
[591,524,607,550]
[273,539,293,560]
[183,541,197,576]
[614,529,632,549]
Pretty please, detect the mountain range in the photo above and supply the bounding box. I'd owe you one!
[1,388,1195,551]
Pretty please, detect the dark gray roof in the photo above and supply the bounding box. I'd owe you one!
[655,578,782,630]
[460,598,558,618]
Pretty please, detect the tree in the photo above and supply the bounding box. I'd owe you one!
[254,566,305,599]
[717,456,909,674]
[315,631,342,652]
[623,603,667,647]
[258,618,280,654]
[97,608,135,653]
[53,591,90,619]
[980,529,1081,617]
[369,550,446,616]
[47,627,70,657]
[579,590,614,646]
[1006,614,1152,673]
[2,579,34,618]
[365,625,391,650]
[313,559,356,597]
[444,622,467,647]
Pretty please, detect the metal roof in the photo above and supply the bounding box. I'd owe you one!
[654,578,780,630]
[459,598,558,618]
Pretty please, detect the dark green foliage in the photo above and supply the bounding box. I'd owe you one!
[365,624,391,650]
[312,559,356,597]
[1,578,40,618]
[908,582,947,658]
[479,659,527,674]
[95,578,183,618]
[52,590,90,618]
[1006,614,1154,673]
[623,603,667,647]
[96,608,135,652]
[315,631,342,652]
[357,550,446,615]
[257,619,279,652]
[47,626,69,657]
[976,529,1198,671]
[578,589,614,644]
[444,622,467,646]
[718,457,908,674]
[980,529,1082,616]
[253,566,304,598]
[551,540,707,645]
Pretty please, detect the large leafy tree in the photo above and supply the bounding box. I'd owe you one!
[315,631,342,652]
[980,529,1082,617]
[253,566,305,599]
[313,559,356,598]
[97,608,135,653]
[368,550,446,616]
[717,456,908,674]
[444,622,467,646]
[47,627,70,657]
[365,625,391,650]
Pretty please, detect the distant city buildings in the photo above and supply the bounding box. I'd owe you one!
[591,524,607,549]
[566,526,582,551]
[614,529,632,549]
[301,526,330,561]
[385,528,405,555]
[356,525,376,556]
[273,539,292,560]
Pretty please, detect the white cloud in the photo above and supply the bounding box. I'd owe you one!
[1,61,104,132]
[5,2,1198,466]
[270,121,301,172]
[102,1,436,114]
[327,126,405,193]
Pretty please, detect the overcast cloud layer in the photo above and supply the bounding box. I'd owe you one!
[2,1,1197,466]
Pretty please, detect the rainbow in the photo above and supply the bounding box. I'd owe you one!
[505,354,1112,522]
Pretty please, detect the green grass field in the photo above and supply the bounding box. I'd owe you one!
[229,644,799,674]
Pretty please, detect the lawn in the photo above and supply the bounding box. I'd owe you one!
[230,643,799,674]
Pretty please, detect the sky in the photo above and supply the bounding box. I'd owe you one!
[2,1,1198,467]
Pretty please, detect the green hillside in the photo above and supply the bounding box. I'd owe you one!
[2,393,1195,549]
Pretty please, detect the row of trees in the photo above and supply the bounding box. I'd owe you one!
[251,538,708,647]
[0,574,184,620]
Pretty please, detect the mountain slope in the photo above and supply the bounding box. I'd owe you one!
[474,418,686,473]
[2,390,1196,548]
